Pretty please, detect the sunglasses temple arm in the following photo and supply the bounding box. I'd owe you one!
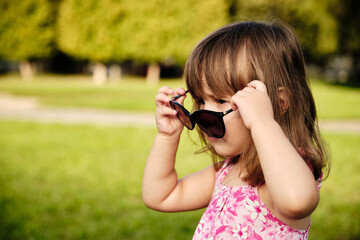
[171,90,189,101]
[223,108,234,115]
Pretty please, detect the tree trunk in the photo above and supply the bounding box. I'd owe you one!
[19,60,35,81]
[109,64,122,82]
[93,62,107,85]
[146,63,160,84]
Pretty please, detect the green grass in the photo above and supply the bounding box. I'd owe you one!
[311,79,360,119]
[309,133,360,239]
[0,74,359,119]
[0,121,359,239]
[0,121,209,240]
[0,74,186,112]
[0,75,359,239]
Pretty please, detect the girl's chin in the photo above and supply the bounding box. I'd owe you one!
[210,142,242,158]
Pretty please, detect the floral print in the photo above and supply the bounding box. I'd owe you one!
[193,160,321,239]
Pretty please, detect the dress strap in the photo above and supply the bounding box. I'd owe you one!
[216,158,233,183]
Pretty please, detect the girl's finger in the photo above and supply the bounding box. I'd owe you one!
[230,95,240,111]
[155,93,171,107]
[173,87,187,104]
[247,80,267,92]
[173,87,186,96]
[158,86,174,96]
[243,86,255,93]
[158,105,177,116]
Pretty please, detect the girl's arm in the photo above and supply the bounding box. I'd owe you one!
[142,86,216,212]
[231,81,319,219]
[251,120,319,219]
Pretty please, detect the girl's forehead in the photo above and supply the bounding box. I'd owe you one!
[201,80,215,97]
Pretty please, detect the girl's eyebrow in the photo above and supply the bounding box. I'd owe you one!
[206,92,230,100]
[201,93,213,101]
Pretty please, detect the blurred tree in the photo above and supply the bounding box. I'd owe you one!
[0,0,56,80]
[58,0,229,84]
[123,0,230,84]
[334,0,360,82]
[233,0,338,62]
[57,0,129,84]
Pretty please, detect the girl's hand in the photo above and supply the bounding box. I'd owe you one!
[155,86,187,137]
[230,80,274,130]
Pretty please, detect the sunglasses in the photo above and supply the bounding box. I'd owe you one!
[169,91,233,138]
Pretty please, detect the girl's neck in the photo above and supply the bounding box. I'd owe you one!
[222,159,248,187]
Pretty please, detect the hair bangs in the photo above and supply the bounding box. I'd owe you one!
[185,29,245,107]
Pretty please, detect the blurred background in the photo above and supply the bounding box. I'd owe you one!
[0,0,359,84]
[0,0,359,239]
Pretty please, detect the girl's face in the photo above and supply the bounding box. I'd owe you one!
[198,82,251,157]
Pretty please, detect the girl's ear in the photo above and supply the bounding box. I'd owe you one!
[278,87,290,115]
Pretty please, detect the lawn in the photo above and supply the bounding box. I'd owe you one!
[0,75,186,112]
[309,133,360,239]
[0,121,359,240]
[0,121,209,240]
[311,79,360,119]
[0,75,359,239]
[0,74,359,119]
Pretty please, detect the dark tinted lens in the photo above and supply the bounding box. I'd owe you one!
[195,111,225,138]
[170,101,193,129]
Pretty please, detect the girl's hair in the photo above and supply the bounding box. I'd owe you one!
[184,21,330,186]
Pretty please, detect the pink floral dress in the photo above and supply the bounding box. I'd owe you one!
[193,160,322,240]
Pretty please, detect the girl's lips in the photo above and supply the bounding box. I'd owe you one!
[207,136,221,142]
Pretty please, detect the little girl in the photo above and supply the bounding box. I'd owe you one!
[142,21,329,239]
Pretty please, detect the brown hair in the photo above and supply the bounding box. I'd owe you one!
[184,21,330,186]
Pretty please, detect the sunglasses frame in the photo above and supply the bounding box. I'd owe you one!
[170,91,233,138]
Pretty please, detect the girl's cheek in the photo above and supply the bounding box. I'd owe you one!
[225,111,242,125]
[225,115,250,139]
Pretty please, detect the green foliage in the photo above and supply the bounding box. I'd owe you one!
[57,0,230,64]
[123,0,230,64]
[288,0,338,56]
[0,0,55,60]
[57,0,128,62]
[0,0,358,71]
[234,0,338,60]
[335,0,360,54]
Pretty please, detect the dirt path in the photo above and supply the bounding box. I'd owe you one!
[0,93,154,126]
[0,107,155,126]
[0,93,359,133]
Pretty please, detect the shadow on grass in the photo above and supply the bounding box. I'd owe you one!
[0,195,30,239]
